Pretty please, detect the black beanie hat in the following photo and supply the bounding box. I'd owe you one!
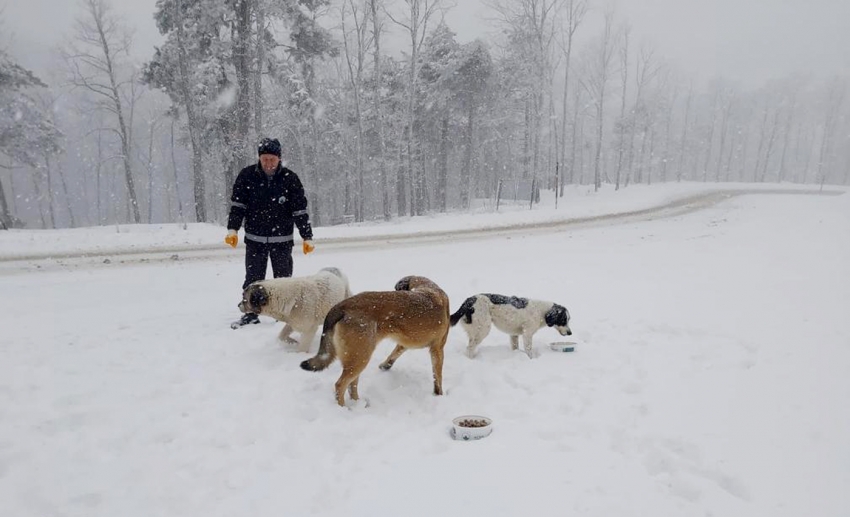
[258,138,282,157]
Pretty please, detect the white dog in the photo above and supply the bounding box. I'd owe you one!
[237,267,352,352]
[449,293,571,359]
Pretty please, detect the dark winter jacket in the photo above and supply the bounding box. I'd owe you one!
[227,163,313,243]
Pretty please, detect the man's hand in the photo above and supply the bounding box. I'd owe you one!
[225,230,238,248]
[302,240,315,255]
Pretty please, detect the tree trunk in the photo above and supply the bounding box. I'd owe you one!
[370,0,390,220]
[96,129,103,224]
[233,0,253,207]
[147,121,156,223]
[170,118,186,227]
[635,122,649,184]
[614,31,629,191]
[30,168,47,229]
[43,156,56,228]
[438,114,449,212]
[758,110,781,182]
[777,106,794,183]
[752,108,769,183]
[523,98,531,179]
[254,0,265,139]
[646,125,656,184]
[56,158,76,227]
[714,100,731,181]
[0,174,11,228]
[461,101,475,208]
[676,85,693,182]
[175,0,206,222]
[700,92,718,182]
[90,6,140,223]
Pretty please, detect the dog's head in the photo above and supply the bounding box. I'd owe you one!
[238,283,269,314]
[545,304,572,336]
[394,275,442,293]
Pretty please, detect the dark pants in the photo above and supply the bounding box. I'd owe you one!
[243,239,294,290]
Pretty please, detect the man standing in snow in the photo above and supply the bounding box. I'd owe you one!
[225,137,315,328]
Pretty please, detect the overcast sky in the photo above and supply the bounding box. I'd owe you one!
[3,0,848,89]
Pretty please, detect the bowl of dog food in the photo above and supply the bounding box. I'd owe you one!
[549,341,577,352]
[451,415,493,441]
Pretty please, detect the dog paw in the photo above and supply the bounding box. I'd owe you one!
[346,398,370,410]
[279,337,300,350]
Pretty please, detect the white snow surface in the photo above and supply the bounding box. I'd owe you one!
[1,187,849,517]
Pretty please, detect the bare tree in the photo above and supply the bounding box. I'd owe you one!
[62,0,141,223]
[675,82,694,181]
[578,8,617,191]
[370,0,391,220]
[776,80,803,183]
[386,0,444,216]
[626,43,661,184]
[489,0,563,189]
[713,86,735,181]
[815,78,847,188]
[231,0,253,193]
[173,0,207,222]
[168,113,186,228]
[758,108,781,182]
[253,0,266,139]
[613,23,630,190]
[342,0,372,222]
[139,108,164,223]
[556,0,587,194]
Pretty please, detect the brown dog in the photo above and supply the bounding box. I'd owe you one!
[300,275,451,407]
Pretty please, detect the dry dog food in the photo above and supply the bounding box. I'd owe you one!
[458,419,489,428]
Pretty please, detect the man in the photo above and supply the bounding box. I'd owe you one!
[225,137,315,328]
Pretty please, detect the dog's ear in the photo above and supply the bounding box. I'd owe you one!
[249,284,269,309]
[545,304,568,327]
[394,276,412,291]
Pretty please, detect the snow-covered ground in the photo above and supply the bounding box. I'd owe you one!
[0,181,835,261]
[1,188,848,517]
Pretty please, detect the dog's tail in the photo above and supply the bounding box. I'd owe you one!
[449,296,478,326]
[300,305,344,372]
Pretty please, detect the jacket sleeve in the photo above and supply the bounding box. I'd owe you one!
[227,170,249,231]
[287,173,313,241]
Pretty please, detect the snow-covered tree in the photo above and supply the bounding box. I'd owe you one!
[0,51,62,229]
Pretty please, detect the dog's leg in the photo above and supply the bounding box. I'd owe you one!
[335,366,360,407]
[348,376,359,401]
[379,344,407,371]
[521,331,535,359]
[510,335,519,350]
[297,325,318,354]
[430,341,446,396]
[278,324,299,346]
[466,336,482,359]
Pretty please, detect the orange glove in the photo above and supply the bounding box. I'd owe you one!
[225,230,238,248]
[302,240,315,255]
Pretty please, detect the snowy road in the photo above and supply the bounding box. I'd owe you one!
[0,187,840,276]
[1,191,848,516]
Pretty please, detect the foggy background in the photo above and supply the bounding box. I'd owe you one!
[2,0,848,229]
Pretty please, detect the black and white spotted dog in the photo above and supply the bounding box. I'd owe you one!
[449,294,571,359]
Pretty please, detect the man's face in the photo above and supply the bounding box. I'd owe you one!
[259,154,280,174]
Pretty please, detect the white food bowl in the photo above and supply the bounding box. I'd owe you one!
[451,415,493,441]
[549,341,577,352]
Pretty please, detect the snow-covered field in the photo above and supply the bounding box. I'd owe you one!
[0,181,831,261]
[1,187,849,517]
